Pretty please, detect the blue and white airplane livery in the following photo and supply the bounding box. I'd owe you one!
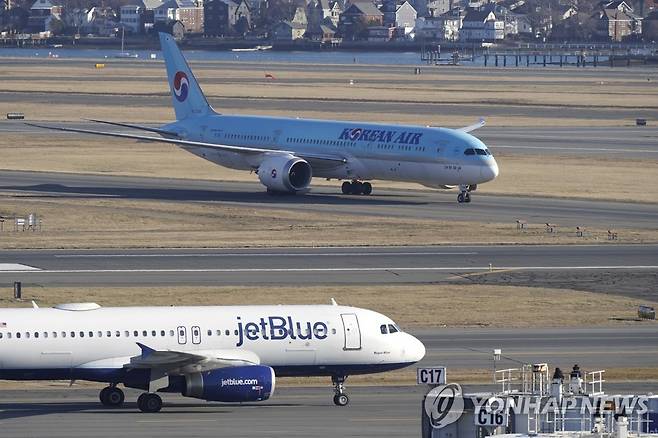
[34,32,498,203]
[0,302,425,412]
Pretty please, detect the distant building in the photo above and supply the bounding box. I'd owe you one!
[459,9,504,41]
[305,21,337,41]
[643,9,658,38]
[338,1,384,39]
[204,0,250,36]
[27,0,63,33]
[66,7,117,36]
[120,4,145,33]
[395,1,416,28]
[367,24,390,40]
[594,0,642,40]
[328,1,342,26]
[152,0,204,34]
[414,7,461,40]
[271,20,306,39]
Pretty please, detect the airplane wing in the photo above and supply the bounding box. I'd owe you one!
[457,118,486,133]
[85,119,182,138]
[127,343,260,374]
[26,123,348,165]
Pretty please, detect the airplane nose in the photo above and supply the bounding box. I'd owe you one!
[405,334,426,363]
[480,159,499,182]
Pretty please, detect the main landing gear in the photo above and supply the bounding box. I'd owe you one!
[137,393,163,413]
[99,385,125,407]
[457,184,477,204]
[341,180,372,196]
[332,375,349,406]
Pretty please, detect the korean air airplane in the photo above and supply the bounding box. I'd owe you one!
[31,32,498,203]
[0,302,425,413]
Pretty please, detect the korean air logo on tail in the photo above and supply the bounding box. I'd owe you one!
[173,71,189,102]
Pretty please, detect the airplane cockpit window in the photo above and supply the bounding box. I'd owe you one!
[0,333,3,339]
[380,324,388,334]
[475,149,487,155]
[464,148,476,155]
[388,324,399,333]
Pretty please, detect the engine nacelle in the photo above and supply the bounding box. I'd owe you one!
[183,365,275,402]
[258,155,312,192]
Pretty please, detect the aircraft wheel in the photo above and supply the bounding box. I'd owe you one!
[333,394,349,406]
[362,182,372,195]
[464,193,471,203]
[457,193,465,203]
[100,386,124,407]
[341,181,352,195]
[352,181,363,195]
[138,393,163,413]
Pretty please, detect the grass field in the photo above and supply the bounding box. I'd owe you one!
[1,195,656,249]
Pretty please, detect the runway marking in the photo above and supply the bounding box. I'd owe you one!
[1,266,657,274]
[54,251,478,258]
[494,145,658,154]
[136,419,218,423]
[0,263,41,271]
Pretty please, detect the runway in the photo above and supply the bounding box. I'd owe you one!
[3,120,658,159]
[1,169,658,231]
[0,325,657,437]
[0,244,656,285]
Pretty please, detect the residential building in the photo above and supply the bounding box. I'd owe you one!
[270,20,306,39]
[26,0,63,33]
[414,7,461,39]
[459,9,504,41]
[204,0,250,36]
[395,0,416,28]
[120,4,145,33]
[152,0,204,33]
[594,0,642,40]
[338,1,383,39]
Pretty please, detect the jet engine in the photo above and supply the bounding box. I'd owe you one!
[183,365,275,402]
[258,155,312,193]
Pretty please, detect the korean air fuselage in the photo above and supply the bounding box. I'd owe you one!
[165,114,499,187]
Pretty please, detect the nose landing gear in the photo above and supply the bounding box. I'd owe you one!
[341,180,372,195]
[332,375,350,406]
[457,184,476,203]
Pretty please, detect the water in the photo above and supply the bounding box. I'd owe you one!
[0,47,428,65]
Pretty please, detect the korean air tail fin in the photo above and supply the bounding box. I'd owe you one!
[159,32,215,120]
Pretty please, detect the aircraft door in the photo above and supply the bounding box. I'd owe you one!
[177,326,187,345]
[191,325,201,345]
[340,313,362,350]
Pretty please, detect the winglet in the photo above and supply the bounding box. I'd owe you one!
[457,118,486,133]
[331,298,338,306]
[136,342,156,358]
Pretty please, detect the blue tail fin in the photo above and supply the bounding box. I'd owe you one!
[159,32,214,120]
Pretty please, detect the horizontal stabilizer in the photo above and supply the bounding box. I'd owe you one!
[457,118,486,133]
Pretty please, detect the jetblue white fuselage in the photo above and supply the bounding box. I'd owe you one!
[0,303,424,411]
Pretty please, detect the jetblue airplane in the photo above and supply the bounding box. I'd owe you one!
[0,302,425,412]
[32,32,498,203]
